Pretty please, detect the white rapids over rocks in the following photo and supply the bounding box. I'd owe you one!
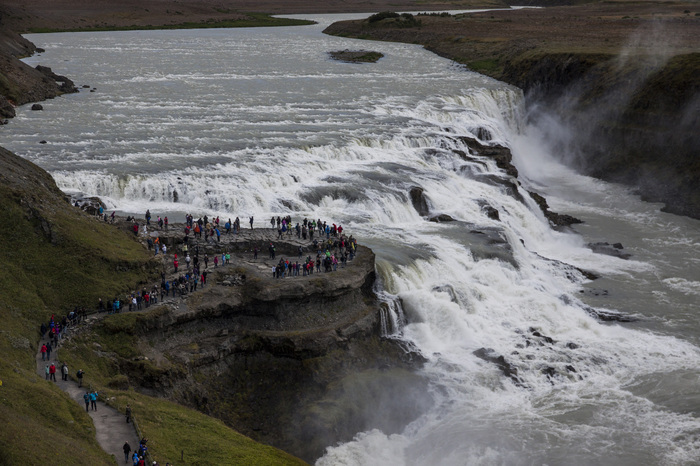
[5,13,700,465]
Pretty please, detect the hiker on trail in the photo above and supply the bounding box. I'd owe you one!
[132,452,139,466]
[123,441,132,463]
[77,369,84,387]
[45,342,52,360]
[161,244,167,255]
[145,209,151,225]
[164,216,168,230]
[45,364,49,380]
[49,363,56,381]
[173,255,179,273]
[111,211,116,223]
[249,216,254,229]
[185,254,191,270]
[132,223,139,236]
[225,252,230,264]
[83,392,90,411]
[41,343,47,360]
[125,404,132,423]
[90,390,98,411]
[61,363,69,381]
[213,255,218,267]
[253,246,259,260]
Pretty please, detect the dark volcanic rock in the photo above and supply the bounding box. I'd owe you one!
[455,136,519,178]
[529,190,583,228]
[587,242,631,259]
[585,306,637,322]
[409,186,430,216]
[429,214,455,223]
[31,103,43,111]
[481,203,500,221]
[473,347,525,387]
[35,65,78,94]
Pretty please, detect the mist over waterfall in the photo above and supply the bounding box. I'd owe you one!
[6,14,700,465]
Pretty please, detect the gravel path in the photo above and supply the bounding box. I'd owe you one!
[36,331,140,464]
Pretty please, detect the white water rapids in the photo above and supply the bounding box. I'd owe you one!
[5,13,700,465]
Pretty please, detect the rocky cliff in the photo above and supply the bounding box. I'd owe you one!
[65,243,430,463]
[0,21,77,118]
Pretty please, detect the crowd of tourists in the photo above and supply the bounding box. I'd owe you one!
[45,206,362,465]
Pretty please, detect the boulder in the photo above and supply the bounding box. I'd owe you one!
[473,347,525,387]
[409,186,429,216]
[0,96,15,118]
[31,103,43,111]
[587,242,631,259]
[428,214,455,223]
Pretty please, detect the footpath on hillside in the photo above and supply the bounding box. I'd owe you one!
[36,330,141,464]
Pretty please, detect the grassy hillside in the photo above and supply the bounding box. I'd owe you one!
[0,147,306,465]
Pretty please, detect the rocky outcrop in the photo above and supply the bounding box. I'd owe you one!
[528,191,583,228]
[89,244,429,462]
[328,49,384,63]
[0,21,78,117]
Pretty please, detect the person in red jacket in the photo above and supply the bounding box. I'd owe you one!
[173,255,179,273]
[40,343,47,360]
[49,363,57,382]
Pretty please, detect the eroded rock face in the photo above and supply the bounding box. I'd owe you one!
[96,244,429,462]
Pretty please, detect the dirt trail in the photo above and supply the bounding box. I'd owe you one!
[36,330,140,464]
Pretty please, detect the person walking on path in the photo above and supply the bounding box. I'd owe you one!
[123,441,132,463]
[49,363,57,382]
[41,343,47,360]
[125,404,132,423]
[61,362,69,381]
[90,390,98,411]
[45,364,49,380]
[45,342,52,360]
[83,392,90,412]
[77,368,84,387]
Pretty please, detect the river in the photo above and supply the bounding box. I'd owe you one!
[5,12,700,465]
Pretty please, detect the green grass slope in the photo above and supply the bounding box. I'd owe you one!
[0,146,306,465]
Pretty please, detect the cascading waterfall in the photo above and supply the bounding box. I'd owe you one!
[6,16,700,465]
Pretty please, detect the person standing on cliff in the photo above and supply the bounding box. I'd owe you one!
[145,209,151,225]
[125,404,132,423]
[249,216,254,229]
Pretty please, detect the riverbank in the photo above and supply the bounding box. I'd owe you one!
[323,4,700,219]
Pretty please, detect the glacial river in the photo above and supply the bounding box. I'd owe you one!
[5,12,700,465]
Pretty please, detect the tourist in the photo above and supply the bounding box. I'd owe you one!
[123,441,132,463]
[84,392,90,412]
[90,390,98,411]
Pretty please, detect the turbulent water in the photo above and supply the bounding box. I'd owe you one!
[6,13,700,465]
